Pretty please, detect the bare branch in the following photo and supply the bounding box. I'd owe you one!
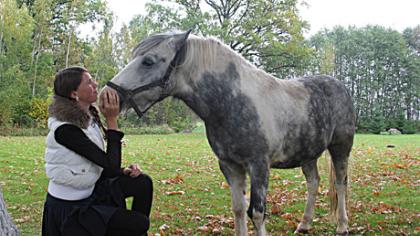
[204,0,224,25]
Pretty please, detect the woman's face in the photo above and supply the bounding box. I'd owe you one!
[75,72,98,105]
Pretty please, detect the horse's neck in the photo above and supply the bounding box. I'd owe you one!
[176,61,272,122]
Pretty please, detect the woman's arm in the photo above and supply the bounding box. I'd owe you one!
[55,124,124,177]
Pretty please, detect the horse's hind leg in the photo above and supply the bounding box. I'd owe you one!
[329,140,352,235]
[219,160,248,236]
[295,159,320,234]
[247,161,269,236]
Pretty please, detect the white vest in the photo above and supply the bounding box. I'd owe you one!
[45,117,104,200]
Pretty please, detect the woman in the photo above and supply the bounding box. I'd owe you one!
[42,66,153,236]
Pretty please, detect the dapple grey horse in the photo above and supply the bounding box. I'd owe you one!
[103,30,355,235]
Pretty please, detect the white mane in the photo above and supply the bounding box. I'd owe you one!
[181,35,261,75]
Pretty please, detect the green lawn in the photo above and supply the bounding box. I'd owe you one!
[0,134,419,235]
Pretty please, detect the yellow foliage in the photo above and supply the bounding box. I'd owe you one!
[29,98,49,128]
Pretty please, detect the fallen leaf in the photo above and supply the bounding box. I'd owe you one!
[165,191,185,196]
[212,227,222,234]
[159,224,170,232]
[281,213,293,220]
[161,174,184,185]
[198,225,209,232]
[220,181,229,189]
[271,203,282,215]
[15,216,30,223]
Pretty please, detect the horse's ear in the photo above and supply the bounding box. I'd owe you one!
[183,29,192,41]
[170,30,192,51]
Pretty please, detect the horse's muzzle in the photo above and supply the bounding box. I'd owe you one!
[99,86,125,113]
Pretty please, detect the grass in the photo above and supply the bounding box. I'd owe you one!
[0,133,419,235]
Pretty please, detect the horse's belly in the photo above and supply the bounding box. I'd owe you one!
[270,159,302,169]
[269,152,306,169]
[269,142,326,169]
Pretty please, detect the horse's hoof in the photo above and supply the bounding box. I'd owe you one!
[294,223,311,234]
[294,229,309,234]
[335,230,349,236]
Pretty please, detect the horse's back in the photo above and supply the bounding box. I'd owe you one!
[295,75,355,144]
[267,75,355,168]
[299,75,355,140]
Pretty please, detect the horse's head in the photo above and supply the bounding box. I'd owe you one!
[101,30,191,117]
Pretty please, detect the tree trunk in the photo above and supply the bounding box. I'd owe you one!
[32,29,43,97]
[0,188,20,236]
[0,13,4,81]
[65,28,72,68]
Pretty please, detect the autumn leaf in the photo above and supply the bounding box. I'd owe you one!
[220,181,229,189]
[161,173,184,185]
[15,215,31,223]
[389,163,408,169]
[371,202,401,214]
[165,191,185,196]
[159,224,170,235]
[281,212,294,220]
[198,225,210,232]
[212,227,222,235]
[271,203,282,215]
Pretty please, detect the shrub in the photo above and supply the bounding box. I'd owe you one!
[122,125,175,135]
[29,97,50,128]
[402,120,417,134]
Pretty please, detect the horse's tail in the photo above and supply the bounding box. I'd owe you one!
[326,151,351,222]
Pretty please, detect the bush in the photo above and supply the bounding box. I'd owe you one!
[192,122,206,133]
[402,120,417,134]
[29,97,50,128]
[122,125,175,135]
[356,118,369,133]
[0,127,48,136]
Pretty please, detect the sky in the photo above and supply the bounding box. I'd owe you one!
[104,0,420,37]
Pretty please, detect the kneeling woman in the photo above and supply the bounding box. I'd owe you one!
[42,66,153,236]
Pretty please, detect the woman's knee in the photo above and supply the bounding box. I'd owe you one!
[138,174,153,189]
[108,209,150,233]
[128,173,153,191]
[131,213,149,234]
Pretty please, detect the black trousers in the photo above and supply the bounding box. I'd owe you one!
[42,174,153,236]
[105,174,153,236]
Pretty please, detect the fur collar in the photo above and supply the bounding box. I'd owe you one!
[48,96,91,129]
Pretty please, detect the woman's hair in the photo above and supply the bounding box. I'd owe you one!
[54,66,107,134]
[54,66,87,98]
[89,105,107,136]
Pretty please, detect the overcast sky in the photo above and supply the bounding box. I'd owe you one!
[105,0,420,37]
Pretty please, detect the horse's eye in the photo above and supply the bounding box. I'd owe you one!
[142,57,155,66]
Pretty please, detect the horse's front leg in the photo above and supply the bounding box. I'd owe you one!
[248,160,269,236]
[219,160,248,236]
[295,159,320,234]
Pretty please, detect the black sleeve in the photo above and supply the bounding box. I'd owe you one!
[54,124,125,177]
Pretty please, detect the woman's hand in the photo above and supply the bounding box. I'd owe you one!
[123,164,142,178]
[99,88,119,130]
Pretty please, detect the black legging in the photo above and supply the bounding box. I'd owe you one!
[105,174,153,236]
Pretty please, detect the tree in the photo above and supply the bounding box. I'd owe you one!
[307,26,419,133]
[402,26,420,121]
[369,104,385,134]
[0,188,19,236]
[0,0,35,127]
[85,14,119,86]
[49,0,108,69]
[138,0,312,78]
[29,0,55,98]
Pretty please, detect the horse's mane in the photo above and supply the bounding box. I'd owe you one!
[132,32,174,57]
[182,35,258,71]
[132,32,258,73]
